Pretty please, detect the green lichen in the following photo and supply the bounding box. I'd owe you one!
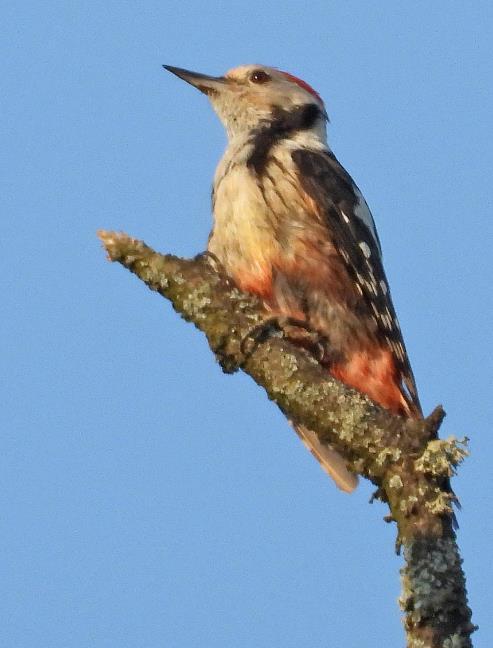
[405,639,426,648]
[424,489,455,516]
[400,538,472,646]
[400,494,419,515]
[443,634,469,648]
[376,446,402,466]
[389,474,403,490]
[278,351,302,377]
[352,458,366,473]
[181,287,212,320]
[415,437,469,478]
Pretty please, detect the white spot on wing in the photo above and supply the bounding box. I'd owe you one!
[359,241,371,258]
[395,341,405,360]
[380,280,388,294]
[365,280,378,296]
[381,313,393,329]
[389,339,404,360]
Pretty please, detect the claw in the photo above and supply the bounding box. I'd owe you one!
[240,316,326,363]
[240,317,283,358]
[195,250,224,274]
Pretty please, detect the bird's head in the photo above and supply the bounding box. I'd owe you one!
[164,64,328,142]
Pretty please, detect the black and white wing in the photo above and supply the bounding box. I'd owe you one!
[292,148,422,416]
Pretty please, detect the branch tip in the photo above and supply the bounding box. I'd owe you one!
[425,404,446,437]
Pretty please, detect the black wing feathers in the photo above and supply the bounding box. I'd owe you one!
[292,148,421,414]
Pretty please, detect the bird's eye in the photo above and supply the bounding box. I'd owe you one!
[250,70,271,84]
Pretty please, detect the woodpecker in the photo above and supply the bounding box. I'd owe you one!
[164,64,422,492]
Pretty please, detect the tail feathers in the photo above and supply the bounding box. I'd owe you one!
[399,381,423,419]
[293,424,358,493]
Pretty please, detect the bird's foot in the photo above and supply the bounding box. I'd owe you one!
[240,316,325,362]
[194,250,224,274]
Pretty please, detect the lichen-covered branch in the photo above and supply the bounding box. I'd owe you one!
[98,230,475,647]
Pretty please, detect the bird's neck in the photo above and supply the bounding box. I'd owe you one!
[226,103,326,148]
[220,107,328,176]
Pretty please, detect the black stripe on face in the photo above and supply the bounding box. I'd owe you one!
[247,104,323,175]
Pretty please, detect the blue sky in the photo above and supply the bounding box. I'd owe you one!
[3,2,492,646]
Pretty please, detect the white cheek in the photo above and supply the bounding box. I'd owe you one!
[211,95,271,139]
[359,241,371,258]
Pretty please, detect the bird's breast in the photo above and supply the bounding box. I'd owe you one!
[209,147,331,299]
[209,163,276,296]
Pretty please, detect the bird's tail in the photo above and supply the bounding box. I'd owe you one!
[292,423,358,493]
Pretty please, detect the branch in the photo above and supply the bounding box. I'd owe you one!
[98,230,475,647]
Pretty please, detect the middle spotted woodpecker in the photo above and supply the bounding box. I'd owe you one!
[164,63,422,493]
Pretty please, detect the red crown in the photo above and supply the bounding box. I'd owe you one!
[280,71,323,104]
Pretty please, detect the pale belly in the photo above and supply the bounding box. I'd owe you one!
[209,164,280,294]
[208,159,333,298]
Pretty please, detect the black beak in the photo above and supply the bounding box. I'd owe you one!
[163,65,227,96]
